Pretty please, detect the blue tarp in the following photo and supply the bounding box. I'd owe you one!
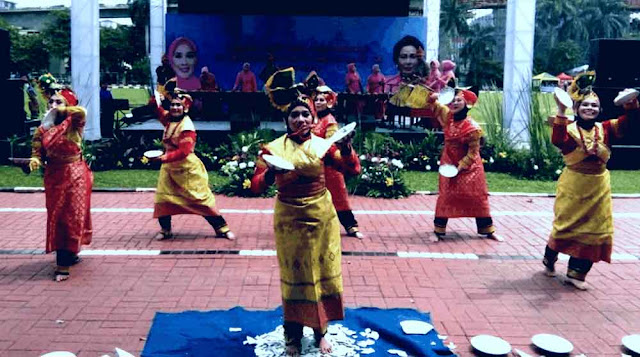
[142,306,456,356]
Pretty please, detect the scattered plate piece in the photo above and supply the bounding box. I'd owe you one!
[438,164,458,178]
[554,87,573,108]
[360,347,375,355]
[229,327,242,332]
[531,333,574,354]
[470,334,512,355]
[144,150,164,159]
[262,154,295,171]
[41,352,76,357]
[328,122,357,144]
[622,334,640,354]
[400,320,434,335]
[387,349,408,357]
[114,348,136,357]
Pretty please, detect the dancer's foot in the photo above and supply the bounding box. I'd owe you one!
[430,233,442,243]
[318,336,332,354]
[486,233,504,242]
[285,343,300,356]
[542,257,557,277]
[216,231,236,240]
[54,270,69,282]
[347,228,364,239]
[563,275,588,290]
[154,230,173,240]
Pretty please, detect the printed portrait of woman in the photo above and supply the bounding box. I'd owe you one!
[168,37,201,91]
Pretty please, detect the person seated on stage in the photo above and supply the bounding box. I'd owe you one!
[366,64,385,94]
[233,62,258,92]
[440,60,457,88]
[148,93,236,241]
[345,63,363,94]
[156,53,175,93]
[168,37,201,91]
[199,66,219,92]
[426,60,445,92]
[30,85,93,282]
[385,35,428,94]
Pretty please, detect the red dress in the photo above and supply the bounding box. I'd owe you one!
[312,113,355,212]
[435,113,491,218]
[32,108,93,254]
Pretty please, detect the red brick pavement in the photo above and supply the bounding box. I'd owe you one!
[1,193,640,356]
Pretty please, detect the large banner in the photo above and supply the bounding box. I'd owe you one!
[165,14,427,91]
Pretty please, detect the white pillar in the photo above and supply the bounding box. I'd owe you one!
[71,0,100,140]
[424,0,440,62]
[502,0,536,147]
[150,0,167,89]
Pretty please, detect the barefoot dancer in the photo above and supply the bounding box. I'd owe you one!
[30,86,92,282]
[252,68,361,356]
[150,93,235,240]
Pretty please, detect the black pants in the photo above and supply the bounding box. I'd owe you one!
[283,321,326,348]
[337,210,358,232]
[544,245,593,281]
[158,215,228,233]
[434,217,495,235]
[56,249,79,267]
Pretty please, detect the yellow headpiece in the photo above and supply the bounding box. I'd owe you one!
[568,71,599,103]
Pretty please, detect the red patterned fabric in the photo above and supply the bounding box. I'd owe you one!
[312,114,353,211]
[435,116,490,218]
[40,116,93,253]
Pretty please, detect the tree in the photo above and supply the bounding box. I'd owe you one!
[583,0,629,40]
[439,0,472,61]
[460,25,501,87]
[0,18,49,75]
[547,40,583,74]
[101,26,134,73]
[41,10,71,60]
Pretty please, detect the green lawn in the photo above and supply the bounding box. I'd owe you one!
[111,87,151,109]
[2,166,639,194]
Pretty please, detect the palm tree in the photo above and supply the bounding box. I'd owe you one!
[582,0,629,39]
[439,0,472,61]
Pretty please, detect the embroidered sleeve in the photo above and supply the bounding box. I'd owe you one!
[150,98,171,126]
[325,144,361,176]
[425,100,449,129]
[161,131,196,163]
[31,127,43,162]
[603,106,639,144]
[325,123,339,139]
[551,115,578,154]
[458,130,481,170]
[251,147,275,194]
[66,106,87,129]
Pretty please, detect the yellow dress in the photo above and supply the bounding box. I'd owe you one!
[251,134,360,329]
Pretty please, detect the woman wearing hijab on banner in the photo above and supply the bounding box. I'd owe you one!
[251,68,361,356]
[150,92,235,241]
[312,85,365,239]
[168,37,201,91]
[543,72,639,290]
[30,86,92,282]
[426,88,502,243]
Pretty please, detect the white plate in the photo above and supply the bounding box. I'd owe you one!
[144,150,164,159]
[399,320,433,335]
[438,164,458,178]
[470,335,512,355]
[439,87,455,105]
[328,122,357,144]
[622,334,640,354]
[614,88,639,106]
[262,154,295,171]
[554,88,573,108]
[531,333,574,354]
[41,352,77,357]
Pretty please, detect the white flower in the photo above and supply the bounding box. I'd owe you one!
[555,169,562,175]
[241,146,249,153]
[361,174,369,180]
[380,157,389,163]
[213,156,218,160]
[359,154,366,160]
[533,164,539,170]
[391,159,403,169]
[426,165,431,171]
[239,162,247,169]
[413,158,418,162]
[489,157,494,163]
[437,160,441,165]
[229,160,238,167]
[248,161,255,168]
[371,157,379,163]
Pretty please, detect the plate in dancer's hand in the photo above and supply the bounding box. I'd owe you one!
[614,88,639,106]
[144,150,164,159]
[470,335,512,355]
[439,87,455,106]
[554,88,573,108]
[531,333,574,354]
[328,122,357,144]
[262,154,295,171]
[438,164,458,178]
[622,334,640,354]
[400,320,433,335]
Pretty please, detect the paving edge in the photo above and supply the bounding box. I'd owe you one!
[2,187,640,198]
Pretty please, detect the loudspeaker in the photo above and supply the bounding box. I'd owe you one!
[0,28,9,80]
[2,79,27,139]
[590,39,640,88]
[178,0,409,16]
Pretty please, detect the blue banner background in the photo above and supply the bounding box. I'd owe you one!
[165,14,427,91]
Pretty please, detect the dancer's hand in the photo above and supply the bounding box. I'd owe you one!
[624,98,639,110]
[29,158,41,172]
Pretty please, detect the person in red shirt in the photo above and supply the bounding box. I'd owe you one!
[232,62,258,92]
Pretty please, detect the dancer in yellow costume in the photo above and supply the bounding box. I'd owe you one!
[543,72,639,290]
[251,68,360,356]
[151,94,235,240]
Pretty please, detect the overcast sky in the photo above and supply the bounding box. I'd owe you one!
[9,0,128,8]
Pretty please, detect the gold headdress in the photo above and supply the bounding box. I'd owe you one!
[264,67,305,112]
[568,71,599,103]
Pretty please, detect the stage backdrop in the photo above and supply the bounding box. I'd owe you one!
[165,14,427,91]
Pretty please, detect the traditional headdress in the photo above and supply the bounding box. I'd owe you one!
[568,71,598,103]
[58,88,79,106]
[38,73,63,99]
[264,67,309,113]
[314,85,338,108]
[173,93,193,112]
[456,88,478,108]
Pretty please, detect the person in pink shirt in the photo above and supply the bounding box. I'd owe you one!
[168,37,201,91]
[366,64,386,119]
[233,63,258,92]
[440,60,457,88]
[426,60,445,92]
[345,63,363,94]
